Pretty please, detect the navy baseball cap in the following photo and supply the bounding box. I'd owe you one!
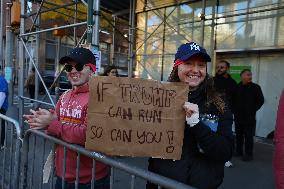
[174,42,211,64]
[59,47,96,70]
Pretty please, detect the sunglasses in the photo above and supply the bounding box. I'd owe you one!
[65,64,84,72]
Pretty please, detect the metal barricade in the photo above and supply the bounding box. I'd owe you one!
[0,113,23,189]
[21,129,195,189]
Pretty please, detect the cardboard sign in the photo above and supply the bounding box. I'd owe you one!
[85,76,189,160]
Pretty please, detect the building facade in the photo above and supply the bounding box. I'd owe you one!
[135,0,284,137]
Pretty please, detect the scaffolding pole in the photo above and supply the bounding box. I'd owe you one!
[111,16,116,65]
[209,2,216,74]
[5,1,14,106]
[19,22,87,37]
[34,3,41,107]
[55,37,61,102]
[28,0,44,33]
[128,0,136,78]
[74,0,78,46]
[76,28,88,47]
[25,1,77,18]
[87,0,94,43]
[200,0,206,46]
[19,37,55,107]
[0,0,4,72]
[160,9,166,81]
[18,0,26,127]
[15,0,100,122]
[92,0,100,46]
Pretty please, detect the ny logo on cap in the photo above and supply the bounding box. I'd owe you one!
[190,43,200,51]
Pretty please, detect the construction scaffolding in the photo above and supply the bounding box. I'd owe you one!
[0,0,136,127]
[0,0,284,141]
[0,0,209,122]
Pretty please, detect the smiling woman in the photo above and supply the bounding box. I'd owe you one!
[147,42,234,189]
[177,55,207,91]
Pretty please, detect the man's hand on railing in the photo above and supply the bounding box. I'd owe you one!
[23,108,57,130]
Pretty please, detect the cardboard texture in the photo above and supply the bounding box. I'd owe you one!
[85,76,188,160]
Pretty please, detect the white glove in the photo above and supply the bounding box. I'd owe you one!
[184,102,200,127]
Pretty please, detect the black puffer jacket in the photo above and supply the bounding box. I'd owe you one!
[147,83,234,189]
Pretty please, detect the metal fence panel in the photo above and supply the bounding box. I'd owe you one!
[20,129,195,189]
[0,113,196,189]
[0,113,23,189]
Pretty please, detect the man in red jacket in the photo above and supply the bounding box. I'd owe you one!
[273,89,284,189]
[24,47,109,189]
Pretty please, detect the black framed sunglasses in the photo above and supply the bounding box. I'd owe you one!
[65,64,84,72]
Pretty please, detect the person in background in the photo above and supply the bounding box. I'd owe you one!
[25,67,35,99]
[234,69,264,161]
[0,74,8,148]
[24,47,109,189]
[214,60,237,168]
[214,60,237,111]
[273,89,284,189]
[147,42,234,189]
[101,65,118,77]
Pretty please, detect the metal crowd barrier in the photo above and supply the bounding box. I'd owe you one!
[20,129,195,189]
[0,113,23,189]
[0,113,195,189]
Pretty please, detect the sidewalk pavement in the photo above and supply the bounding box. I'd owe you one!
[220,141,274,189]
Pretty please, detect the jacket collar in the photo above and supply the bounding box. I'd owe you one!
[188,81,206,103]
[71,82,89,94]
[215,73,232,80]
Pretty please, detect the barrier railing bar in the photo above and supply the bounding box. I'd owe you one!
[0,114,23,189]
[110,167,114,189]
[91,159,96,189]
[25,129,196,189]
[1,121,7,189]
[20,133,30,189]
[40,138,46,189]
[75,153,81,189]
[29,136,37,189]
[131,175,136,189]
[62,146,67,189]
[50,143,55,189]
[0,114,22,141]
[13,135,22,189]
[8,125,13,189]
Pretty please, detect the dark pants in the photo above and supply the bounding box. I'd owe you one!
[0,108,6,147]
[55,176,110,189]
[235,121,256,156]
[28,85,35,99]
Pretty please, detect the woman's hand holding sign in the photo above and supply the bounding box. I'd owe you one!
[183,102,200,127]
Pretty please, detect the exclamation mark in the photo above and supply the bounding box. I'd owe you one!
[166,131,175,153]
